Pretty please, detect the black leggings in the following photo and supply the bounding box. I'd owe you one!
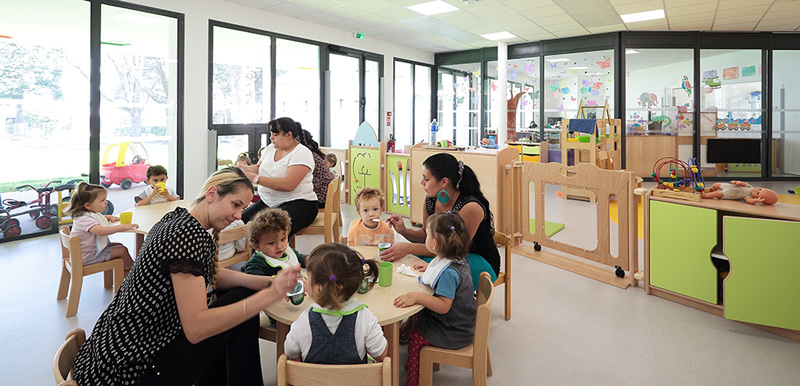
[242,198,319,238]
[139,287,261,386]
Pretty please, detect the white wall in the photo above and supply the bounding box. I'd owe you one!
[126,0,434,197]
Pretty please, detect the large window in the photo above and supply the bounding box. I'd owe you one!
[329,53,361,148]
[276,39,320,140]
[0,0,89,239]
[700,49,763,178]
[772,50,800,177]
[211,27,270,124]
[487,58,540,142]
[438,63,480,147]
[99,5,179,205]
[625,49,694,177]
[394,60,432,149]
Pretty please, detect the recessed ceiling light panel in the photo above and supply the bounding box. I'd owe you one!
[408,0,459,16]
[480,31,516,41]
[620,9,665,24]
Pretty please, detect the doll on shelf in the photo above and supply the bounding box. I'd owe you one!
[700,180,779,205]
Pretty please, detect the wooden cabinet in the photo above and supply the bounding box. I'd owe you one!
[645,194,800,339]
[724,216,800,331]
[649,201,717,304]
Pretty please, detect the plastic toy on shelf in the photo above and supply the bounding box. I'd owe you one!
[650,157,705,202]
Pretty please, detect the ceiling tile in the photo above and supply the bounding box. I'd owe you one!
[348,0,404,13]
[570,8,624,28]
[626,18,669,29]
[348,14,394,27]
[325,19,364,32]
[509,25,550,35]
[712,21,758,31]
[762,9,800,20]
[226,0,283,9]
[534,14,579,26]
[291,0,341,11]
[614,0,665,15]
[545,21,589,32]
[717,0,774,9]
[713,15,763,25]
[375,8,421,21]
[716,5,769,19]
[388,0,431,6]
[608,0,644,5]
[501,0,557,10]
[519,5,571,18]
[771,2,800,13]
[664,0,718,6]
[551,29,592,38]
[300,12,344,25]
[320,5,371,19]
[264,2,317,18]
[588,23,627,33]
[668,12,717,24]
[667,3,717,16]
[755,22,800,31]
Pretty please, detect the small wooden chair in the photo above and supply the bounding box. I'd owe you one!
[258,313,277,342]
[290,176,341,248]
[276,353,391,386]
[53,328,86,386]
[57,226,124,318]
[493,231,512,320]
[217,223,251,269]
[419,272,495,386]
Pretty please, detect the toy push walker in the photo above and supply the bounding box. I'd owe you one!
[650,157,705,202]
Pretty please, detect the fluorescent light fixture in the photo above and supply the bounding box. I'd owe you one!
[626,49,639,54]
[547,58,570,62]
[114,12,159,24]
[620,9,665,24]
[408,0,459,16]
[480,31,517,41]
[570,66,589,70]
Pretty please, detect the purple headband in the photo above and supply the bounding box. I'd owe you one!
[329,275,337,282]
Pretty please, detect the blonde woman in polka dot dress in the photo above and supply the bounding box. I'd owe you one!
[73,167,301,386]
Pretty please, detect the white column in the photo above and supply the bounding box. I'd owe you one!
[497,42,508,147]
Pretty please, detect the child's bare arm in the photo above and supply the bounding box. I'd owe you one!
[393,292,453,314]
[88,223,138,236]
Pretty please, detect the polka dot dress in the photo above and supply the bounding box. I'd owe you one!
[73,207,215,385]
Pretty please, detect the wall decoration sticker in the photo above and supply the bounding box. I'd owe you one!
[723,67,739,80]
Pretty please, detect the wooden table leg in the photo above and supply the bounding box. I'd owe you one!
[276,321,289,362]
[383,321,400,386]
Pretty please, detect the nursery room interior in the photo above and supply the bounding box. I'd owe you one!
[2,0,800,385]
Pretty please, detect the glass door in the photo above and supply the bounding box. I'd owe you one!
[328,50,382,149]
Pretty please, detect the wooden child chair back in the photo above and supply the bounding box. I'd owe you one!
[217,223,251,269]
[276,354,391,386]
[290,175,341,247]
[492,231,512,320]
[419,272,495,386]
[57,226,123,317]
[53,328,85,385]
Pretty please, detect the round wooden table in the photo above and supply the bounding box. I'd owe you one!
[265,246,433,386]
[122,200,189,251]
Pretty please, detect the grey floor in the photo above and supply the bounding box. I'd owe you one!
[2,180,800,385]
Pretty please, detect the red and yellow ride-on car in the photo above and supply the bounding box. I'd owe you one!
[100,142,151,190]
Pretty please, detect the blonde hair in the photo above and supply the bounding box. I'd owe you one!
[248,208,291,247]
[354,187,385,212]
[306,243,378,310]
[65,182,107,217]
[236,152,251,166]
[193,167,253,290]
[427,212,470,261]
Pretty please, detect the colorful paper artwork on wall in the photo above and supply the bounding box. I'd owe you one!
[524,61,535,72]
[638,93,658,108]
[723,67,739,80]
[681,76,692,97]
[597,57,611,69]
[742,65,756,77]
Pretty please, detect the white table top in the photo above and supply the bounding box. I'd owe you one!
[123,200,190,234]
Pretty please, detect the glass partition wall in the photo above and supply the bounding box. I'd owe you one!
[773,50,800,177]
[437,63,480,147]
[394,60,432,149]
[487,57,540,142]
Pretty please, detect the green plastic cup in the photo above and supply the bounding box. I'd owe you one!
[287,281,304,305]
[378,261,393,287]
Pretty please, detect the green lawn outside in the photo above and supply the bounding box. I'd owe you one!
[0,176,86,194]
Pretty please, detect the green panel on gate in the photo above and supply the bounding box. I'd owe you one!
[724,216,800,330]
[649,201,717,304]
[349,148,381,207]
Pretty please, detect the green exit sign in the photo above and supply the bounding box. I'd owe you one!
[354,32,364,40]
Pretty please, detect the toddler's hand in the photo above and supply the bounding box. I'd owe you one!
[413,261,429,272]
[123,223,139,231]
[393,292,417,308]
[108,215,120,222]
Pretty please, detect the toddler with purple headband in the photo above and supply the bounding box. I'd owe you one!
[284,243,388,364]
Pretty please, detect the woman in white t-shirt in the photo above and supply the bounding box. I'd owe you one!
[238,117,318,236]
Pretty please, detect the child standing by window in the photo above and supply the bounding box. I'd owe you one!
[348,187,394,247]
[394,212,477,386]
[285,243,387,364]
[66,182,138,276]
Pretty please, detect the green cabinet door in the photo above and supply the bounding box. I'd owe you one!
[724,216,800,330]
[649,201,718,303]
